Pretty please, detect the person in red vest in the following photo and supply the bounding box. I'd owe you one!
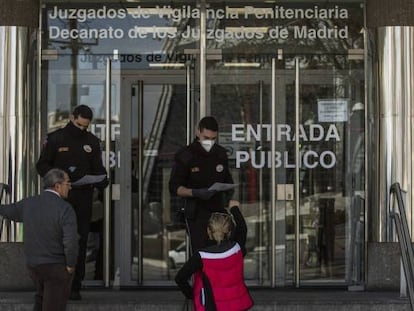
[175,200,253,311]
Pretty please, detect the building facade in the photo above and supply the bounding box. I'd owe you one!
[0,0,413,289]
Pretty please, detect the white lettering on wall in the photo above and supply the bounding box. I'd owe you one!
[235,150,337,169]
[231,123,340,142]
[90,124,121,141]
[228,123,341,169]
[47,4,354,41]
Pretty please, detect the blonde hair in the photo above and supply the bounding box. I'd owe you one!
[207,212,235,244]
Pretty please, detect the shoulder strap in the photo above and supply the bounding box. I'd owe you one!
[201,271,217,311]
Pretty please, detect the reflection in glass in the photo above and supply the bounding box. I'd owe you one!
[131,83,188,282]
[41,0,365,287]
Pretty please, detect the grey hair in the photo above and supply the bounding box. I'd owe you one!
[43,168,67,189]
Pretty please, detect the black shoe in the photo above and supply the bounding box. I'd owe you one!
[69,291,82,300]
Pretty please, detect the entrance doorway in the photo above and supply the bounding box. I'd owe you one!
[97,52,365,287]
[40,0,365,288]
[207,54,365,286]
[119,68,192,285]
[41,51,364,287]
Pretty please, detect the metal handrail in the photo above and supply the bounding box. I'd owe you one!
[0,183,10,202]
[390,182,414,310]
[348,194,365,290]
[0,183,11,241]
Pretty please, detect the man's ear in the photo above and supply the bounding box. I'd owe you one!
[69,115,75,122]
[53,183,61,194]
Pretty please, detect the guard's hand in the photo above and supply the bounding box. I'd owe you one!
[66,266,75,274]
[192,188,216,200]
[228,200,240,208]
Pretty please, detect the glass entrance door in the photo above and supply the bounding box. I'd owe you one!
[294,61,365,286]
[208,53,365,287]
[119,63,196,285]
[41,51,364,287]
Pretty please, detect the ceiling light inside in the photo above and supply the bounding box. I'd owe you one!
[223,63,261,68]
[149,63,185,68]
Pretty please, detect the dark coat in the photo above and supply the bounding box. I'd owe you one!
[0,190,78,267]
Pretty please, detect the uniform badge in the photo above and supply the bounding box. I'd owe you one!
[191,167,200,172]
[58,147,69,152]
[216,164,224,172]
[83,145,92,153]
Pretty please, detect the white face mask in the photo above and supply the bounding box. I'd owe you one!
[200,139,215,152]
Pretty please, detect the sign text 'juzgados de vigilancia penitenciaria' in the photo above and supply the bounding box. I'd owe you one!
[47,4,352,41]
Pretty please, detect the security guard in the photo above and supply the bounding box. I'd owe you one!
[36,105,108,300]
[169,116,234,252]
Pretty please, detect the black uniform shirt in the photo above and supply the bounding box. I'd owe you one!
[0,191,79,268]
[169,139,234,211]
[36,122,107,184]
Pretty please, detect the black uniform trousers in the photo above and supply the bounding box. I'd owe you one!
[28,263,73,311]
[68,187,94,291]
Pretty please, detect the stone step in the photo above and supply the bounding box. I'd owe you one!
[0,289,410,311]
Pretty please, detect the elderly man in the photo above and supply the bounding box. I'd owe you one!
[36,104,108,300]
[0,168,78,311]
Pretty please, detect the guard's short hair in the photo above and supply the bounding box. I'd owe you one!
[198,116,218,132]
[43,168,67,189]
[72,105,93,120]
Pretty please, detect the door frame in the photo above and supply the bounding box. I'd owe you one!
[111,61,365,287]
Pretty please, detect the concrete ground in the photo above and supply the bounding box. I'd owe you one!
[0,289,410,311]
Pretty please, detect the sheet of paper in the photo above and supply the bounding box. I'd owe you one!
[71,174,106,186]
[208,182,238,192]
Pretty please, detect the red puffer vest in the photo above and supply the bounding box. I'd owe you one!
[193,243,253,311]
